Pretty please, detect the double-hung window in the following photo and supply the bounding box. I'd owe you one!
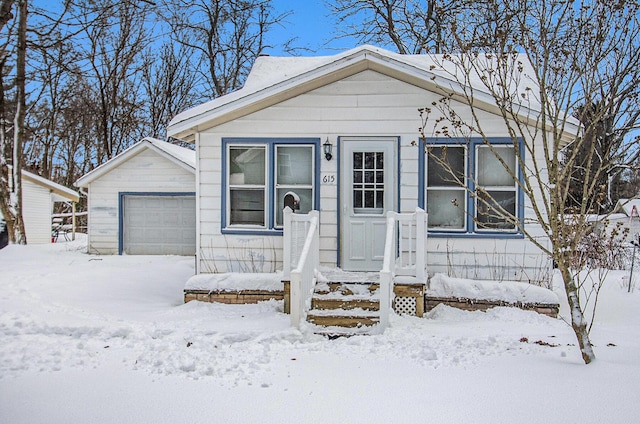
[426,145,467,230]
[425,138,521,234]
[475,145,517,231]
[223,138,318,232]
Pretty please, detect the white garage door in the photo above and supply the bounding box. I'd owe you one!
[123,195,196,255]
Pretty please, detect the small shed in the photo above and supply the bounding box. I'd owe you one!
[75,137,196,255]
[6,170,79,244]
[612,198,640,241]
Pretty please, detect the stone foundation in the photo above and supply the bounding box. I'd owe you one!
[184,289,284,305]
[424,296,559,318]
[282,281,425,317]
[184,285,558,318]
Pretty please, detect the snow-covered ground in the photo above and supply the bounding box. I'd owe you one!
[1,236,639,423]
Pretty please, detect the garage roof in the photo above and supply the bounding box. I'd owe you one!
[21,170,80,203]
[75,137,195,188]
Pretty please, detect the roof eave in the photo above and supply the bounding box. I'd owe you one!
[75,140,195,188]
[167,47,567,141]
[21,171,79,202]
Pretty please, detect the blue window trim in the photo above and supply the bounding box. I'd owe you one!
[118,191,196,255]
[419,137,525,239]
[221,137,321,235]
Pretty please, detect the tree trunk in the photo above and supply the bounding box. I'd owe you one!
[10,0,27,244]
[560,265,596,364]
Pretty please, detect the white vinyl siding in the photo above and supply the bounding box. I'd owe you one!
[22,179,53,244]
[86,148,195,254]
[196,70,549,280]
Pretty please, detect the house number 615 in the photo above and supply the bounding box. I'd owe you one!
[321,173,336,185]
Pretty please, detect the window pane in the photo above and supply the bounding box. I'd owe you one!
[353,150,384,214]
[277,146,312,185]
[427,189,465,229]
[476,190,516,230]
[427,146,465,187]
[275,188,313,226]
[477,146,515,186]
[354,152,362,169]
[230,189,265,226]
[229,147,265,185]
[354,190,362,208]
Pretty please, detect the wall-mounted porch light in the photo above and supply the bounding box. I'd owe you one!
[323,138,333,161]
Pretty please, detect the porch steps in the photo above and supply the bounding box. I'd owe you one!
[306,282,381,335]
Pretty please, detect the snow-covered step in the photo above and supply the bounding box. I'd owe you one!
[312,296,380,311]
[313,281,379,296]
[307,281,381,333]
[306,309,380,328]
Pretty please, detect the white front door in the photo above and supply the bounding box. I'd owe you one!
[340,137,397,271]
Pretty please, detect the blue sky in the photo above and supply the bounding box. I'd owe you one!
[266,0,364,55]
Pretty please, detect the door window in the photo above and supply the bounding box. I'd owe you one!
[352,151,385,215]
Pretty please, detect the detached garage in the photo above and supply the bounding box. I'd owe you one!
[75,137,196,255]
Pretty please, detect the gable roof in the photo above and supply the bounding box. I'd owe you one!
[615,198,640,217]
[21,170,79,202]
[167,44,579,142]
[74,137,196,188]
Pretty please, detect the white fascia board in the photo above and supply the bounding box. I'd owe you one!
[22,170,79,202]
[167,46,578,141]
[75,140,196,188]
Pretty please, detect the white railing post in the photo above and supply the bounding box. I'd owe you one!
[379,208,428,331]
[283,206,293,281]
[415,208,426,282]
[288,210,320,328]
[379,211,398,331]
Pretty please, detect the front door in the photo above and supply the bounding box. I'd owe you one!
[340,137,397,271]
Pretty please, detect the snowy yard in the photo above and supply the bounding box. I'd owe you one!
[1,236,639,423]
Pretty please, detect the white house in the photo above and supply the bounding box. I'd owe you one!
[75,137,196,255]
[167,45,565,282]
[3,170,79,244]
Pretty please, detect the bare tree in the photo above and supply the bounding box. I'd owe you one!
[140,42,204,138]
[327,0,469,54]
[74,0,152,163]
[0,0,27,244]
[163,0,292,98]
[420,0,640,364]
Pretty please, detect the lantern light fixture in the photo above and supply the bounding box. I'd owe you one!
[323,138,333,161]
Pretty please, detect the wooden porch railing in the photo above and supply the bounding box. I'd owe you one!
[283,207,320,328]
[379,208,427,329]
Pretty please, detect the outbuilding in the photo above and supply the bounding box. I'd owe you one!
[75,137,196,255]
[2,170,79,245]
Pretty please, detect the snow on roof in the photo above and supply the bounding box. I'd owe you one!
[75,137,195,188]
[615,198,640,217]
[21,169,79,202]
[143,137,195,168]
[167,44,578,141]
